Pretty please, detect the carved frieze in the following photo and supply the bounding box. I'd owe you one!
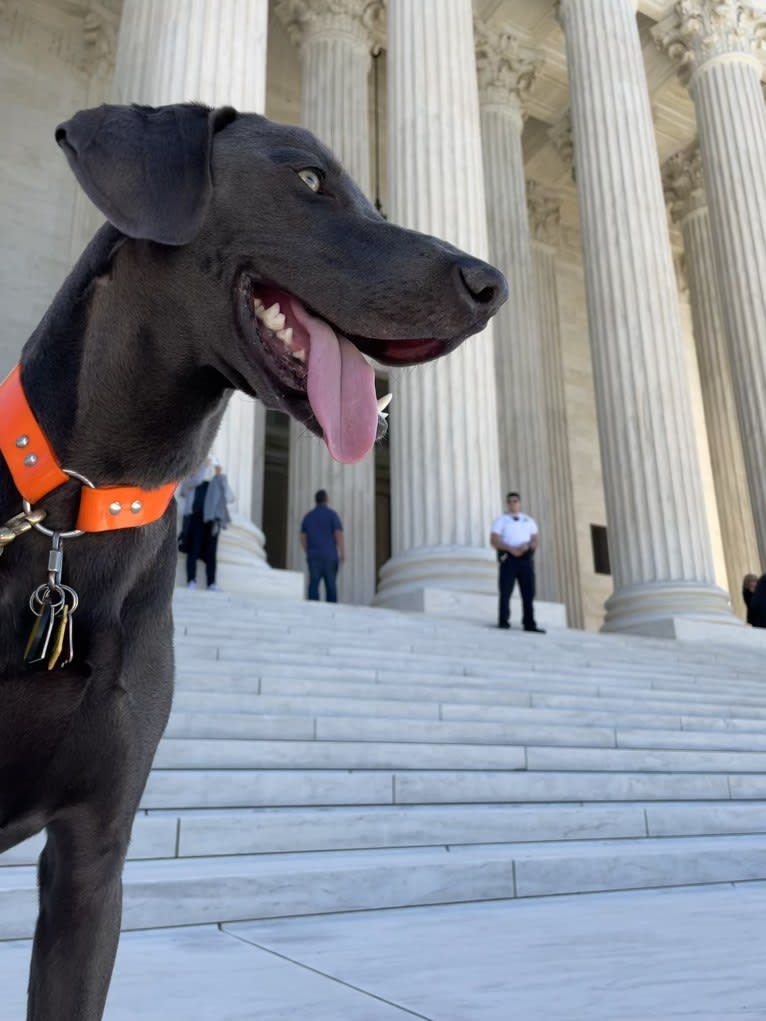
[526,180,562,247]
[0,0,117,78]
[82,3,117,79]
[662,143,707,223]
[548,111,575,181]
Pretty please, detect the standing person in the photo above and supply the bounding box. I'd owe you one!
[746,572,766,629]
[490,491,545,633]
[742,573,758,625]
[300,489,344,602]
[179,456,234,591]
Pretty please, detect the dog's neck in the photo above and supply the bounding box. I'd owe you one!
[19,225,230,491]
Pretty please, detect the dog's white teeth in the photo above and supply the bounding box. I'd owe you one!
[379,411,389,420]
[261,303,284,330]
[277,327,294,346]
[377,393,393,413]
[252,297,264,312]
[292,348,306,363]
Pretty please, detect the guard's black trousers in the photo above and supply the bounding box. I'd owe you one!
[498,551,537,630]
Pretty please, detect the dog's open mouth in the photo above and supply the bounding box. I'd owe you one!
[236,276,447,464]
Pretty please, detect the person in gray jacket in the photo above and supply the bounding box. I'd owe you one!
[178,456,235,590]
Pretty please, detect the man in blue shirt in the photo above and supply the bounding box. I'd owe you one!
[300,489,345,602]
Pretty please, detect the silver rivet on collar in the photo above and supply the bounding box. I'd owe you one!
[23,453,38,467]
[108,501,122,516]
[130,500,143,514]
[16,435,29,448]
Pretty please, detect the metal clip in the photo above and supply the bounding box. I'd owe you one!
[47,532,64,588]
[0,507,48,559]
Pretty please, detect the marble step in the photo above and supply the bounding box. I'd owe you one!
[173,613,763,667]
[152,737,528,771]
[175,649,766,698]
[138,767,751,810]
[174,661,766,710]
[168,691,766,739]
[8,799,766,869]
[175,638,721,679]
[163,709,766,753]
[171,683,766,730]
[150,737,766,774]
[164,710,618,748]
[3,833,766,939]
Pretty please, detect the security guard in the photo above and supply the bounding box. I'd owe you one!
[490,491,545,633]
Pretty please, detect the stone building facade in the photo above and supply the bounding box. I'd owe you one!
[1,0,763,637]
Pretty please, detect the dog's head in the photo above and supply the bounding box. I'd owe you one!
[56,103,508,464]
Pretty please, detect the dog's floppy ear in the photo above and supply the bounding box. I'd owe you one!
[55,103,237,245]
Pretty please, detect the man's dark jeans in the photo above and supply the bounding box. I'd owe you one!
[307,556,339,602]
[498,551,536,630]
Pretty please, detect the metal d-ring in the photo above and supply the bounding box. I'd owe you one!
[22,468,96,539]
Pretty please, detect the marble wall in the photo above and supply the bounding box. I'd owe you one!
[0,2,94,375]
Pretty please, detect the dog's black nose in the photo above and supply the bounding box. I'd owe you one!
[457,258,509,314]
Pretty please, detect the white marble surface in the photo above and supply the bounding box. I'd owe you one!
[3,924,413,1020]
[7,883,764,1020]
[228,884,766,1020]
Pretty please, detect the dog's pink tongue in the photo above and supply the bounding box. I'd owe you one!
[290,301,378,464]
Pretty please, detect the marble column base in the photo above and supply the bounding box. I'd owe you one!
[601,582,740,640]
[374,546,497,600]
[373,546,567,627]
[377,586,568,629]
[176,516,304,599]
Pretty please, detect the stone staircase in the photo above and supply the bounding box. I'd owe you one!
[3,588,766,940]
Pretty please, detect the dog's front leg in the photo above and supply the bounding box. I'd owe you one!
[26,809,133,1021]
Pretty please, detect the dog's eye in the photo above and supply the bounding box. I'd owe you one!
[297,168,322,193]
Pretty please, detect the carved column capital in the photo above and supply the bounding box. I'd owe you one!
[474,21,540,121]
[653,1,766,86]
[275,0,384,52]
[526,180,562,247]
[662,143,707,223]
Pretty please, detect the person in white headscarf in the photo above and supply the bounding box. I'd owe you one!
[178,456,234,590]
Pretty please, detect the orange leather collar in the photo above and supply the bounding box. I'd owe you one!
[0,364,177,532]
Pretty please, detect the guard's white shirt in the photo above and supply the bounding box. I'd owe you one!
[491,512,538,547]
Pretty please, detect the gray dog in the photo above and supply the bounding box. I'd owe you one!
[0,102,507,1021]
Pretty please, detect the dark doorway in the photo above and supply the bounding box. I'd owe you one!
[261,388,391,587]
[262,410,290,568]
[590,524,611,576]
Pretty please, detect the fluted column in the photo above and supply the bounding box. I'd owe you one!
[655,1,766,565]
[558,0,733,635]
[114,0,268,111]
[663,145,759,618]
[69,8,119,260]
[475,24,559,604]
[374,0,502,609]
[112,0,272,584]
[527,181,584,629]
[276,0,382,605]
